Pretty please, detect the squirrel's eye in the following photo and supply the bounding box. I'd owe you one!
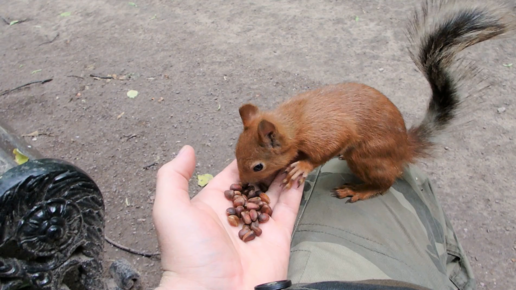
[252,163,264,172]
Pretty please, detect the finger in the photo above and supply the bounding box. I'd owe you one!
[153,145,196,216]
[270,177,304,235]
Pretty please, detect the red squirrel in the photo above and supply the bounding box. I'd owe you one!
[234,0,516,202]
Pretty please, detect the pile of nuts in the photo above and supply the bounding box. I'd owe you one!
[224,183,272,242]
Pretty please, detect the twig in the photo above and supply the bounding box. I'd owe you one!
[39,32,60,46]
[21,130,53,137]
[67,75,85,80]
[90,74,113,80]
[11,19,30,25]
[104,236,160,258]
[1,78,53,96]
[143,162,158,170]
[121,134,137,141]
[0,17,30,26]
[0,15,9,25]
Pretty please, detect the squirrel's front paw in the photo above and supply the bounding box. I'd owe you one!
[282,161,314,189]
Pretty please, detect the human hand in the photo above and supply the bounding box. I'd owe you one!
[153,145,304,290]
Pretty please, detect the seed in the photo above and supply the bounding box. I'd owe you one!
[234,190,242,196]
[242,231,256,242]
[242,211,252,225]
[226,207,237,216]
[248,197,261,204]
[227,215,240,227]
[224,190,235,200]
[246,203,260,210]
[247,189,258,198]
[258,183,269,192]
[258,201,265,207]
[261,204,273,216]
[230,183,243,191]
[233,196,245,207]
[235,205,245,217]
[251,223,262,236]
[258,213,270,223]
[249,209,258,221]
[239,225,251,239]
[259,193,270,204]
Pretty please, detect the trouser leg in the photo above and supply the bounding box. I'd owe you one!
[288,158,476,290]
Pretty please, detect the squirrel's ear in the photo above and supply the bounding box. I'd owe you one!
[258,119,281,148]
[239,104,259,128]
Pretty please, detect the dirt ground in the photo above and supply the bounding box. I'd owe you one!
[1,0,515,289]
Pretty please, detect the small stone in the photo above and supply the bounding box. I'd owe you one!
[497,107,506,113]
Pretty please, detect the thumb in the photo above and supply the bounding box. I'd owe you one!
[153,145,196,215]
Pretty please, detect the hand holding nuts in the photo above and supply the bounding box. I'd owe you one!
[224,183,272,242]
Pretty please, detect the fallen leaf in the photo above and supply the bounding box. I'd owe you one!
[60,12,71,17]
[13,148,29,165]
[127,90,139,98]
[31,69,42,74]
[151,14,157,19]
[125,198,131,206]
[9,20,19,26]
[217,103,221,111]
[197,174,214,187]
[117,112,125,119]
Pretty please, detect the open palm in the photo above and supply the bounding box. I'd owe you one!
[153,145,304,290]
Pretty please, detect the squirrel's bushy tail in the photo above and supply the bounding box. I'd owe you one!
[406,0,516,159]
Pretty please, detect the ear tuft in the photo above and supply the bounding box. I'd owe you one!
[239,104,259,128]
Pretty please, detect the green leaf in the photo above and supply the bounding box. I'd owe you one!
[197,173,214,187]
[60,12,71,17]
[128,2,137,7]
[127,90,139,98]
[151,14,157,19]
[355,16,359,22]
[31,69,41,74]
[503,63,513,68]
[9,20,19,26]
[13,148,29,165]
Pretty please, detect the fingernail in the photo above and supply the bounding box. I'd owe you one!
[176,145,187,158]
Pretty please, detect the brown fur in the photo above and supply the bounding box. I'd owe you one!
[234,0,516,202]
[236,84,414,201]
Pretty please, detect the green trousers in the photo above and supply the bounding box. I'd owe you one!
[286,158,475,290]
